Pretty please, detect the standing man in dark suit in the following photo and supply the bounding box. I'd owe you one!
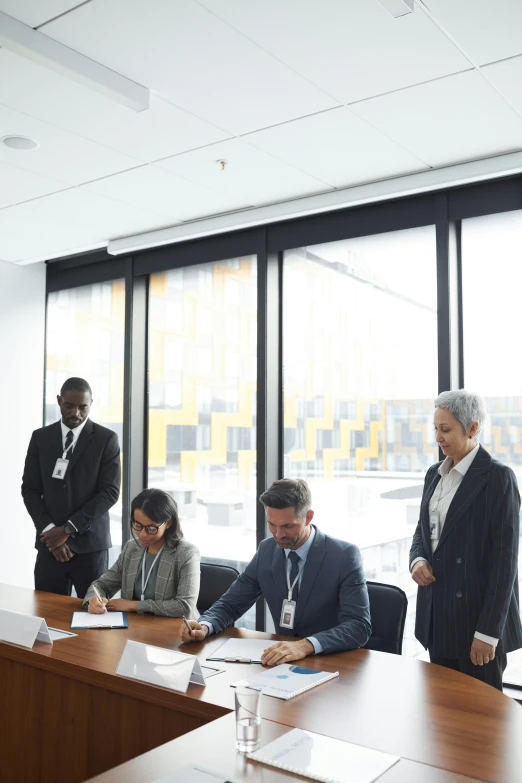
[410,390,522,691]
[22,377,121,598]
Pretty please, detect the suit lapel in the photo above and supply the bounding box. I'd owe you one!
[49,421,63,457]
[436,446,491,550]
[124,546,143,597]
[67,419,94,472]
[155,551,173,600]
[421,467,442,543]
[272,545,288,604]
[294,528,326,628]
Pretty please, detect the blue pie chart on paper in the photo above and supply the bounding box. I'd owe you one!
[289,666,320,675]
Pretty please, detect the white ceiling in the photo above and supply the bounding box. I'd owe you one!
[0,0,522,264]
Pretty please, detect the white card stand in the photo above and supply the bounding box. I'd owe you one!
[0,608,53,648]
[116,639,207,693]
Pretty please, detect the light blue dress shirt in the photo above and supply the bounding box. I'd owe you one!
[202,525,323,654]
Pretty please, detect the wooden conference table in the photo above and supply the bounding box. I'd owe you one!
[1,584,522,783]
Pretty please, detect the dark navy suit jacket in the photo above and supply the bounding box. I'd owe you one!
[409,445,522,658]
[199,526,371,653]
[22,419,121,555]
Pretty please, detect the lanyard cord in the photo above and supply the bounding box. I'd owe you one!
[141,546,164,600]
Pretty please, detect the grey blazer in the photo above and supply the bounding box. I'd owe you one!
[199,526,371,653]
[83,538,200,618]
[410,445,522,657]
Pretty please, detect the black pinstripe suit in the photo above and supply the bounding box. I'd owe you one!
[409,445,522,690]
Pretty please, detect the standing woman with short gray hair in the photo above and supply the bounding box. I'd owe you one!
[409,389,522,690]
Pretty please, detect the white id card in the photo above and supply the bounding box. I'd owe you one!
[279,599,296,629]
[429,512,440,540]
[52,458,69,479]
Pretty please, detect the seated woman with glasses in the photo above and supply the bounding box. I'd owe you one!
[83,488,200,617]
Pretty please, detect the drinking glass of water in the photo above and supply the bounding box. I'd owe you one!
[234,686,261,753]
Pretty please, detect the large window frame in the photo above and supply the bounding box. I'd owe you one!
[45,173,522,631]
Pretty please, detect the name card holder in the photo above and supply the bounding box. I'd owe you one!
[116,639,208,693]
[0,607,52,648]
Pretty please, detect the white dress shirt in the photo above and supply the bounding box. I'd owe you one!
[41,418,89,534]
[411,443,498,647]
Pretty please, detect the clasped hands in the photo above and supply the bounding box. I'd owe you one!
[88,597,138,614]
[179,620,314,665]
[40,526,73,562]
[411,561,496,667]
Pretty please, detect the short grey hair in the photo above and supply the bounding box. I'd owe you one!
[259,479,312,518]
[434,390,486,436]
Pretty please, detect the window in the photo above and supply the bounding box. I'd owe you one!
[45,281,125,556]
[148,257,257,625]
[283,227,438,655]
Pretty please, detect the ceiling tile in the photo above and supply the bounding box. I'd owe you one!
[0,50,231,161]
[154,138,333,206]
[350,71,522,168]
[197,0,470,103]
[0,104,140,184]
[0,160,68,208]
[0,0,79,27]
[43,0,338,135]
[245,107,428,188]
[82,166,249,221]
[482,56,522,117]
[0,189,168,263]
[426,0,522,65]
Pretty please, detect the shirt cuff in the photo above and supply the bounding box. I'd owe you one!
[410,557,428,572]
[42,523,56,533]
[307,636,323,655]
[199,621,214,636]
[474,631,499,647]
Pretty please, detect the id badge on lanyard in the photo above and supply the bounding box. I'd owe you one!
[52,442,74,480]
[280,558,299,629]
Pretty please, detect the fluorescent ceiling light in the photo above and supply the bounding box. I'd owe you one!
[376,0,414,18]
[107,151,522,256]
[0,11,149,112]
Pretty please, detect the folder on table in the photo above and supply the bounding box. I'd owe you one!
[71,611,128,629]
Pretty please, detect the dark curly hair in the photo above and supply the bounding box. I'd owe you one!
[130,489,183,549]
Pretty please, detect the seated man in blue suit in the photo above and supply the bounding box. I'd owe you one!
[180,479,371,665]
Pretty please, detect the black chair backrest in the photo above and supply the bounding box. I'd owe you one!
[198,562,240,614]
[364,581,408,655]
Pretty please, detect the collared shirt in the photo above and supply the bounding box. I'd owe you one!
[61,416,89,454]
[41,418,89,534]
[201,525,324,654]
[411,443,497,647]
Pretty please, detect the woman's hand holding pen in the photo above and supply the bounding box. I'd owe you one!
[88,595,108,614]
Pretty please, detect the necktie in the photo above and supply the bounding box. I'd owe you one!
[288,550,300,600]
[64,430,74,455]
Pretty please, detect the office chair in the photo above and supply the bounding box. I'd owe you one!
[198,562,240,614]
[364,581,408,655]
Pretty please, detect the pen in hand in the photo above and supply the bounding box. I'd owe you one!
[93,585,107,612]
[182,615,195,637]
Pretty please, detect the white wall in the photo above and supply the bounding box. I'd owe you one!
[0,260,46,588]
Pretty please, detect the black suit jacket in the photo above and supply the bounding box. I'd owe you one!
[22,419,121,555]
[409,445,522,657]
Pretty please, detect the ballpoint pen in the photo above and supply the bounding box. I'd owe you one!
[93,585,107,612]
[182,615,194,636]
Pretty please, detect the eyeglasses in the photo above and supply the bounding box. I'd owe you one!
[131,520,167,535]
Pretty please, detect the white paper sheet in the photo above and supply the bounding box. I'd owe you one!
[206,638,271,663]
[71,611,125,628]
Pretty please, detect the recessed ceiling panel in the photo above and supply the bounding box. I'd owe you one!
[82,166,249,222]
[245,107,429,188]
[154,138,333,206]
[0,0,80,27]
[350,71,522,168]
[0,189,168,263]
[426,0,522,65]
[197,0,470,103]
[482,56,522,117]
[0,160,68,208]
